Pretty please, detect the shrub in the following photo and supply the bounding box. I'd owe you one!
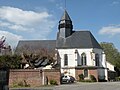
[90,75,97,82]
[18,81,24,87]
[12,80,30,87]
[12,81,19,87]
[50,80,58,85]
[115,76,120,81]
[78,74,84,81]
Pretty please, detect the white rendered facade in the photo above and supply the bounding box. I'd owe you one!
[58,48,108,80]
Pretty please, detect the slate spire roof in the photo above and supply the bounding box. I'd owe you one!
[58,10,73,38]
[61,10,71,21]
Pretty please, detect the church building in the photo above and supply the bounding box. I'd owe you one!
[16,10,108,81]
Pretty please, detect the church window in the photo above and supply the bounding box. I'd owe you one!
[95,54,99,66]
[81,53,87,65]
[64,54,68,66]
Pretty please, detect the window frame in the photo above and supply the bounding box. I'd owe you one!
[95,54,99,66]
[81,53,87,66]
[64,54,68,66]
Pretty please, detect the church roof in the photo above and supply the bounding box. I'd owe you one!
[60,10,71,21]
[15,40,56,54]
[15,31,102,54]
[56,31,102,49]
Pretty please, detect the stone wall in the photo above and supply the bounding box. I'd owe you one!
[9,69,60,87]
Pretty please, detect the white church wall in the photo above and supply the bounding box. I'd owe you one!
[101,52,107,68]
[58,48,106,68]
[77,49,93,66]
[58,48,100,67]
[58,48,108,80]
[93,48,107,68]
[58,49,76,67]
[61,68,75,77]
[106,61,115,72]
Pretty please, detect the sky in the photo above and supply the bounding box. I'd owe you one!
[0,0,120,51]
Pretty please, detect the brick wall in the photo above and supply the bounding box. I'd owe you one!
[89,69,98,81]
[75,69,98,81]
[44,69,61,85]
[9,69,60,87]
[75,69,83,81]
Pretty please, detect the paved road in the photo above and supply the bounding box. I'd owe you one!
[10,82,120,90]
[54,82,120,90]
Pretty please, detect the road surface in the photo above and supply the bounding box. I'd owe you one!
[10,82,120,90]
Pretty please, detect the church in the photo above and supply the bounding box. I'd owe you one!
[16,10,108,81]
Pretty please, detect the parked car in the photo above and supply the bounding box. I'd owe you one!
[61,75,75,84]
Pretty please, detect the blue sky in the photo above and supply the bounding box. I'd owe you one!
[0,0,120,50]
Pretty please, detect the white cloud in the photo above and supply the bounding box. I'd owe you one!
[110,1,120,6]
[99,25,120,36]
[56,3,64,11]
[112,1,120,5]
[0,6,56,40]
[0,30,23,48]
[0,6,50,25]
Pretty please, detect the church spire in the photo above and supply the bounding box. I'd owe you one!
[61,10,71,21]
[58,10,73,38]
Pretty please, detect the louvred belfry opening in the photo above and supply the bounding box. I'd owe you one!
[58,10,73,38]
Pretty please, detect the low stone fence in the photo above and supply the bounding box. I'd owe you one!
[9,69,60,87]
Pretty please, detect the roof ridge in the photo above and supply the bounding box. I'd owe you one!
[89,32,94,48]
[89,32,102,49]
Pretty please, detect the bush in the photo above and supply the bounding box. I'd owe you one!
[90,75,97,82]
[115,76,120,81]
[50,80,58,85]
[78,74,84,81]
[12,80,30,87]
[18,81,24,87]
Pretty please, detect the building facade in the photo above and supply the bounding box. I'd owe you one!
[16,10,108,81]
[56,10,108,81]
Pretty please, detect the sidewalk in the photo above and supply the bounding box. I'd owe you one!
[10,86,54,90]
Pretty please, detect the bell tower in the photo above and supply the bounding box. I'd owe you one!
[58,10,73,38]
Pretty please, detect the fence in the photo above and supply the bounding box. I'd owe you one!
[9,69,60,87]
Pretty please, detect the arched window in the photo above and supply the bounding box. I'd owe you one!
[64,54,68,66]
[95,54,99,66]
[81,53,87,65]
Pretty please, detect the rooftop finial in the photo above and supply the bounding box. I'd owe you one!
[65,0,66,10]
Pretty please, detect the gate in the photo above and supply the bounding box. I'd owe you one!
[0,68,9,90]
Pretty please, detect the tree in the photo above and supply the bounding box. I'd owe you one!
[16,45,57,69]
[0,55,22,69]
[100,42,120,69]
